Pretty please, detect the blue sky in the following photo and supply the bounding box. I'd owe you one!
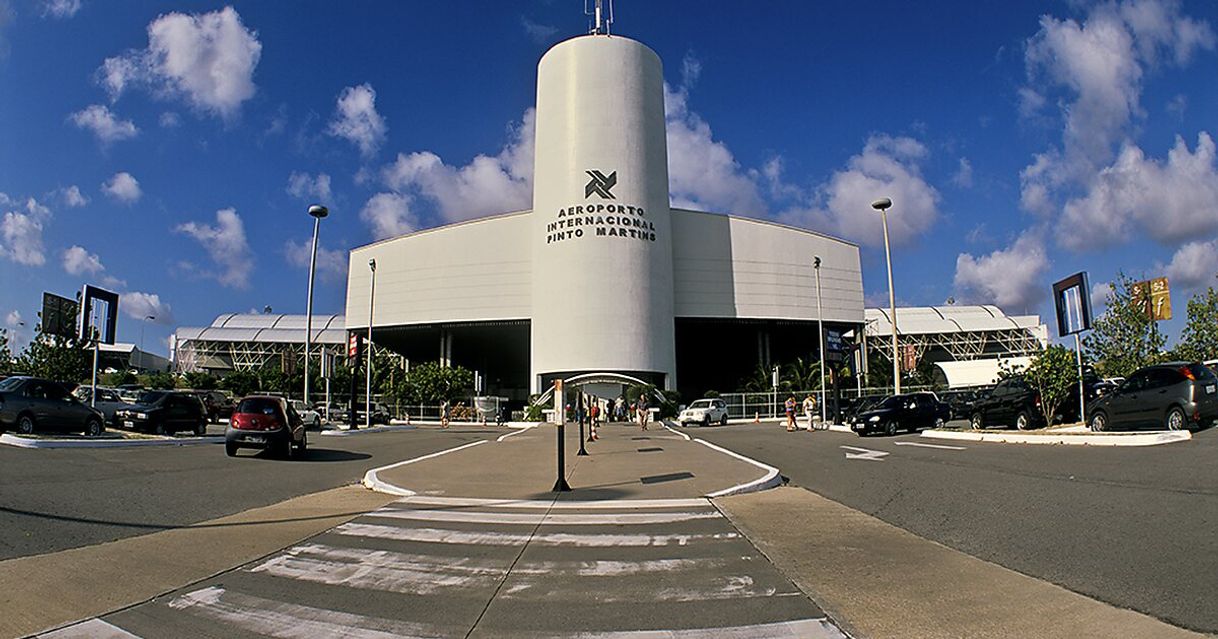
[2,0,1217,357]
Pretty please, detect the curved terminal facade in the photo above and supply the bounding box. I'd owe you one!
[345,33,865,401]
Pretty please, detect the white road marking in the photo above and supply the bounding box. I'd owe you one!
[840,445,889,461]
[501,575,798,603]
[493,618,846,638]
[361,439,488,496]
[38,619,143,639]
[398,495,711,510]
[893,441,966,450]
[168,586,452,638]
[693,439,782,497]
[335,522,741,547]
[368,508,721,526]
[496,425,537,442]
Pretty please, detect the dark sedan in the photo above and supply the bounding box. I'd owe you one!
[115,390,209,436]
[0,376,106,436]
[72,386,133,427]
[851,392,950,436]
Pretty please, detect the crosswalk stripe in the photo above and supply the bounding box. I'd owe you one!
[37,619,143,639]
[466,618,845,638]
[168,586,453,639]
[368,508,721,526]
[335,522,741,547]
[399,495,711,510]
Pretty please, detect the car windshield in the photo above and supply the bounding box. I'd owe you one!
[0,377,25,391]
[237,398,281,416]
[688,400,713,409]
[137,391,167,404]
[877,396,906,409]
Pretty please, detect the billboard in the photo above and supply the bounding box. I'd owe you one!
[1132,277,1172,321]
[78,285,119,344]
[1052,272,1092,337]
[41,292,78,339]
[824,328,845,363]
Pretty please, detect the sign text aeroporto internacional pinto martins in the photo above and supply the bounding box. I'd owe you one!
[544,170,658,245]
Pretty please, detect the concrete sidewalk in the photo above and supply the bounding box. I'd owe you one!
[372,422,775,500]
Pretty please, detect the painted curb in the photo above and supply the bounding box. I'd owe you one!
[0,433,224,449]
[921,429,1192,447]
[320,424,417,437]
[662,422,783,498]
[361,440,489,496]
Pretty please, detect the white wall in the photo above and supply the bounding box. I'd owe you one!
[345,212,532,329]
[671,210,864,323]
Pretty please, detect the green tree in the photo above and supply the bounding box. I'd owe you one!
[179,370,217,390]
[101,370,137,387]
[398,361,473,404]
[139,371,177,389]
[15,321,91,383]
[1084,272,1166,377]
[219,370,259,397]
[0,328,13,376]
[1174,286,1218,362]
[1023,345,1080,427]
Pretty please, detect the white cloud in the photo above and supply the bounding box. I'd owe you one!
[59,185,88,207]
[360,192,417,240]
[61,245,104,275]
[952,157,974,188]
[328,83,387,157]
[954,231,1050,311]
[283,238,346,280]
[1163,238,1218,290]
[69,104,137,144]
[100,6,261,119]
[778,135,940,247]
[119,291,174,324]
[5,310,30,353]
[1090,281,1113,314]
[41,0,81,18]
[174,208,253,288]
[380,108,533,223]
[286,172,332,202]
[664,82,766,216]
[102,172,142,204]
[159,111,181,127]
[1059,133,1218,249]
[0,197,51,266]
[520,17,557,43]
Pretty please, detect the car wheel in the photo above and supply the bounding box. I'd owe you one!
[970,413,984,431]
[933,417,945,430]
[194,420,207,436]
[225,443,237,457]
[721,414,729,426]
[296,430,308,455]
[702,416,710,428]
[17,414,35,435]
[84,417,103,437]
[153,422,167,436]
[1089,411,1108,432]
[1016,411,1035,431]
[282,435,295,460]
[885,421,897,436]
[1165,406,1186,431]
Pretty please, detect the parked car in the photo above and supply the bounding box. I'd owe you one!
[851,392,950,436]
[327,403,349,423]
[968,376,1047,430]
[290,400,323,429]
[941,388,985,420]
[226,395,307,458]
[1087,362,1218,432]
[183,389,236,422]
[355,403,390,425]
[842,395,883,425]
[115,390,208,436]
[72,386,133,428]
[0,376,106,436]
[678,398,729,427]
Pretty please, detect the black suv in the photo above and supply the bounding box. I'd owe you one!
[851,392,951,436]
[115,390,209,436]
[969,377,1044,430]
[1088,363,1218,431]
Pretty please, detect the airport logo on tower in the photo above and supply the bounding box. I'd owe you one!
[584,170,617,199]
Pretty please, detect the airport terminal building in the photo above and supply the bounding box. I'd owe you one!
[345,32,864,402]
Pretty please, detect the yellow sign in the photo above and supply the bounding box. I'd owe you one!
[1132,277,1172,321]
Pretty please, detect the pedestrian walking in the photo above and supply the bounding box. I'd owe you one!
[637,394,650,431]
[784,395,798,432]
[802,394,817,431]
[440,400,450,428]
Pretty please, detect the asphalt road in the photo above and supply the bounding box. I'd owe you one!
[0,426,501,561]
[682,422,1218,634]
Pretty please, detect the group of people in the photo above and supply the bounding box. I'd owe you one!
[784,394,820,432]
[568,393,654,432]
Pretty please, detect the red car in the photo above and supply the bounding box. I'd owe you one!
[225,395,307,458]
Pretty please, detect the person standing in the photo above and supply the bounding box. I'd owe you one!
[784,395,798,432]
[637,393,650,431]
[440,399,450,429]
[802,394,817,431]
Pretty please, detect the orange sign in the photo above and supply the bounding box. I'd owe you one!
[1132,277,1172,321]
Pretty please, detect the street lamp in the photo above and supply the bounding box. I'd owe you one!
[813,255,826,423]
[366,258,377,430]
[140,315,155,370]
[303,204,328,407]
[871,197,900,394]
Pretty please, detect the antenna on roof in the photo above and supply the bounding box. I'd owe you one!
[585,0,613,35]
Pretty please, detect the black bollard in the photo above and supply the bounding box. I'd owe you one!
[553,420,572,492]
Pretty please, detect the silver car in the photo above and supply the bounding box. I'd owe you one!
[1088,363,1218,432]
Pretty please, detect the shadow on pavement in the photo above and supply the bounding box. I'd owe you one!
[0,505,377,531]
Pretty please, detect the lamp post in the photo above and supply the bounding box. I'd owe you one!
[872,197,900,395]
[303,205,329,406]
[139,315,155,369]
[814,255,826,423]
[366,258,377,430]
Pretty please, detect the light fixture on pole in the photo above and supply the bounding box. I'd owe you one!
[871,196,900,395]
[814,255,826,423]
[366,258,377,430]
[303,204,329,406]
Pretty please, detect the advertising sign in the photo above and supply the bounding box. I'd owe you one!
[902,344,917,371]
[348,333,360,359]
[41,292,78,339]
[1132,277,1172,321]
[78,285,119,344]
[824,329,845,363]
[1052,272,1093,337]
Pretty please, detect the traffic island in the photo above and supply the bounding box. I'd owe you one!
[920,426,1192,446]
[0,431,224,449]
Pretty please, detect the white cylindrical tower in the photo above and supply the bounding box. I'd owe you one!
[530,34,676,392]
